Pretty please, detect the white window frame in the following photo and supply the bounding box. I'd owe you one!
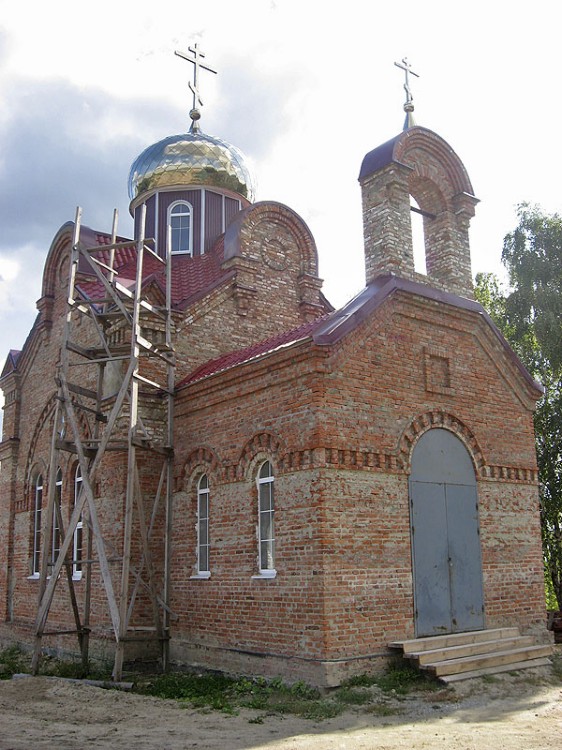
[73,464,84,580]
[168,200,193,256]
[50,467,63,569]
[256,460,276,578]
[31,474,43,577]
[193,474,211,579]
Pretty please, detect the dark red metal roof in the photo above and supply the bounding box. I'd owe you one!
[177,275,543,397]
[358,133,403,182]
[75,228,230,309]
[177,316,330,388]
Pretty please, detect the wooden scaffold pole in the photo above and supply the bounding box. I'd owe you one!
[32,204,175,681]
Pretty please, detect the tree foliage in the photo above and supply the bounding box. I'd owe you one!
[502,203,562,373]
[475,203,562,610]
[534,379,562,609]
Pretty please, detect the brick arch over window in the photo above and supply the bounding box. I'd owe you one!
[178,446,221,490]
[24,394,90,507]
[223,201,319,277]
[398,410,485,477]
[24,395,57,506]
[237,432,285,481]
[27,459,48,495]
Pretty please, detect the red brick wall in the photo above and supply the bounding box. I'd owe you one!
[165,289,544,684]
[0,220,545,686]
[173,202,328,383]
[0,200,329,666]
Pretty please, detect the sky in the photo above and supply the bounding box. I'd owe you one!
[0,0,561,371]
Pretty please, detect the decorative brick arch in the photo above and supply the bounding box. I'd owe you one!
[41,222,74,301]
[178,446,221,491]
[24,395,57,504]
[237,431,285,480]
[398,410,485,477]
[223,201,319,277]
[394,128,475,198]
[24,394,90,505]
[25,459,49,514]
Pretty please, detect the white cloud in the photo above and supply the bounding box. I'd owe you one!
[0,0,560,357]
[0,256,19,284]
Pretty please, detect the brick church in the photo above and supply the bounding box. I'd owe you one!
[0,52,551,685]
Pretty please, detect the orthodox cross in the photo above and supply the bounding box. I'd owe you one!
[394,57,419,108]
[175,43,217,128]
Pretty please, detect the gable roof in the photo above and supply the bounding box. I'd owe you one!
[178,316,329,388]
[75,226,233,310]
[0,350,21,379]
[178,275,543,398]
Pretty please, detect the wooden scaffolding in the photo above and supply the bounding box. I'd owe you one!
[31,205,175,680]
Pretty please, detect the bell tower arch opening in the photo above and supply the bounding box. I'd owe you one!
[409,196,426,275]
[359,126,479,299]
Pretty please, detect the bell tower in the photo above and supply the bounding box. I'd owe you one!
[358,61,479,299]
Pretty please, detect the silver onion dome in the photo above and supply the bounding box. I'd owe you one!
[128,130,256,203]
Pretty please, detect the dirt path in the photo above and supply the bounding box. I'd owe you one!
[0,670,561,750]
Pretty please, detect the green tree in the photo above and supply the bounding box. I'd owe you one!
[474,203,562,610]
[534,378,562,609]
[502,204,562,373]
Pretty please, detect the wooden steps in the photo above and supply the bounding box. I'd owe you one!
[390,627,553,682]
[439,657,552,683]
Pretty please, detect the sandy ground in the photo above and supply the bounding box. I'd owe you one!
[0,668,561,750]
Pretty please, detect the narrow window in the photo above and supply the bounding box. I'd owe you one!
[32,474,43,576]
[257,461,275,575]
[168,201,193,255]
[196,474,210,576]
[410,197,427,275]
[50,467,63,568]
[73,465,84,578]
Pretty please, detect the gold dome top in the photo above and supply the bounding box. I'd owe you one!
[128,130,255,203]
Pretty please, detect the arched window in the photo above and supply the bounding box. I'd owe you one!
[73,465,83,578]
[196,474,210,576]
[32,474,43,576]
[257,461,275,575]
[50,467,63,568]
[168,201,193,255]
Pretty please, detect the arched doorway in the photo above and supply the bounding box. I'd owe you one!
[409,428,485,637]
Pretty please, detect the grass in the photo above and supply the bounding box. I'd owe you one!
[0,646,443,720]
[343,660,441,695]
[134,661,442,720]
[481,673,501,684]
[0,645,111,682]
[551,651,562,680]
[2,645,560,722]
[135,672,341,719]
[0,646,27,679]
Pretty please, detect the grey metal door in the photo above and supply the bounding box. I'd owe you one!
[410,429,485,637]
